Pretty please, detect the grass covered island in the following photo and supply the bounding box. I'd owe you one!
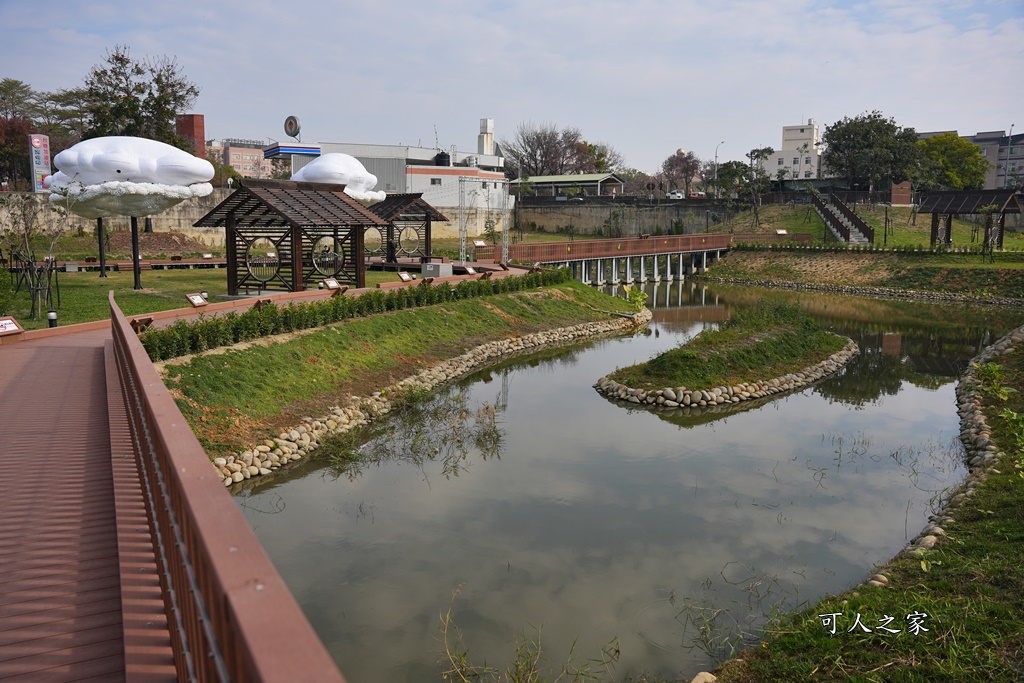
[599,301,852,404]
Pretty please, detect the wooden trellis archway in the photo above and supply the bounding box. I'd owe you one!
[366,193,449,262]
[918,189,1021,249]
[195,179,388,294]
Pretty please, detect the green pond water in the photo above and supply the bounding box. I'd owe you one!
[234,281,1024,682]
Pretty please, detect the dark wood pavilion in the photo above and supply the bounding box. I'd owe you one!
[918,189,1022,248]
[366,193,449,262]
[195,178,387,294]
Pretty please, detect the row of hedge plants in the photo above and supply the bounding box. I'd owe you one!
[139,269,570,362]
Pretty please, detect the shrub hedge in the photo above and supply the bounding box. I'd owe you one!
[139,269,570,361]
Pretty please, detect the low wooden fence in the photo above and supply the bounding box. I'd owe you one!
[109,292,346,683]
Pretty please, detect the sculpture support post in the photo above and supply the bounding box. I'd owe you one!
[96,217,107,278]
[130,216,142,290]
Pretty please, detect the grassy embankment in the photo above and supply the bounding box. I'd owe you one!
[711,352,1024,683]
[161,279,632,456]
[717,203,1024,251]
[699,205,1024,300]
[608,301,847,392]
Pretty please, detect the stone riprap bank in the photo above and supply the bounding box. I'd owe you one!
[213,309,653,486]
[593,337,859,412]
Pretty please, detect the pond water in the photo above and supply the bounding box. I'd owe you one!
[235,282,1024,682]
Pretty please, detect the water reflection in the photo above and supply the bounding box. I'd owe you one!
[235,281,1024,682]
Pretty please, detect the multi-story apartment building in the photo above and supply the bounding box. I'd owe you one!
[759,119,823,183]
[207,138,272,178]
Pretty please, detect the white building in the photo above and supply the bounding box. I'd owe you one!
[759,119,823,184]
[264,119,511,236]
[266,119,508,211]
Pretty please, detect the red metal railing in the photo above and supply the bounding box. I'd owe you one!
[109,292,346,683]
[475,233,731,263]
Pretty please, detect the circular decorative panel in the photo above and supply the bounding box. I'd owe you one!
[245,238,280,283]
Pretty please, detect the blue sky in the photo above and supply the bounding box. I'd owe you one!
[2,0,1021,173]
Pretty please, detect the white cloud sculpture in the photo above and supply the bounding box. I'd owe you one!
[291,153,386,202]
[46,136,214,219]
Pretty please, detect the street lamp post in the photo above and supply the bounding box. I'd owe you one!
[714,141,724,199]
[1005,124,1016,188]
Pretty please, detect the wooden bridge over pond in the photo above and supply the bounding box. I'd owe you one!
[474,233,732,285]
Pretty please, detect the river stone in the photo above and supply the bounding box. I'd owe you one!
[914,535,938,550]
[289,430,300,441]
[231,471,244,483]
[663,388,676,402]
[690,673,717,683]
[213,457,227,467]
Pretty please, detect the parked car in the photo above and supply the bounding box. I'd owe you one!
[666,190,685,199]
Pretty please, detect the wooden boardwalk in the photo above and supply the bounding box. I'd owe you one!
[0,266,528,681]
[0,330,174,682]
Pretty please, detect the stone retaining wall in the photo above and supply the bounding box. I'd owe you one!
[699,275,1024,308]
[593,337,859,413]
[212,309,653,485]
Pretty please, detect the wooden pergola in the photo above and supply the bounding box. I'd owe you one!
[918,189,1022,248]
[366,193,448,262]
[195,178,387,294]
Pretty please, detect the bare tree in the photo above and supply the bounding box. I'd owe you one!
[661,150,702,196]
[0,194,73,319]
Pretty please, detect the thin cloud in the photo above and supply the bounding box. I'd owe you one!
[1,0,1020,172]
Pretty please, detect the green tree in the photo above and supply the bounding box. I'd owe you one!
[745,146,774,227]
[822,111,919,191]
[0,116,31,189]
[714,160,748,198]
[916,132,990,190]
[206,148,242,188]
[616,167,656,196]
[0,79,39,187]
[81,45,199,150]
[0,78,37,120]
[32,88,89,158]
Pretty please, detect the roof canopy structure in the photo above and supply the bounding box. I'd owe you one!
[918,189,1021,216]
[917,189,1021,248]
[509,173,626,197]
[196,178,386,293]
[364,193,449,262]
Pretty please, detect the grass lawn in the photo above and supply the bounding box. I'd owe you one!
[717,204,1024,251]
[3,267,408,330]
[609,301,848,391]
